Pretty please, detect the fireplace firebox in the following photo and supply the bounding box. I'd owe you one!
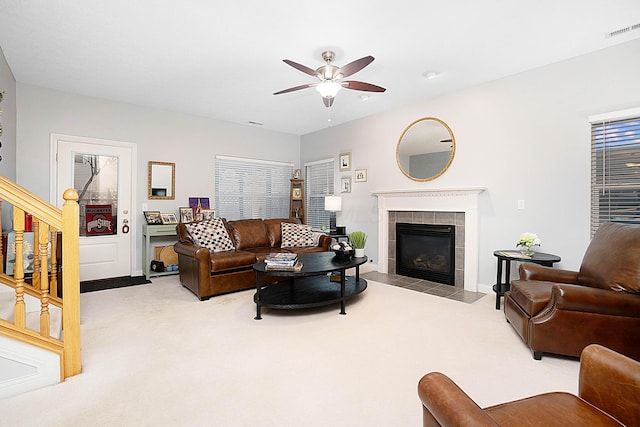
[396,222,455,285]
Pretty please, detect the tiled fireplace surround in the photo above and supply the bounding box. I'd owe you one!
[374,188,486,293]
[388,211,465,288]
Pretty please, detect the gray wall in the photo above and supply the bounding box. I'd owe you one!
[301,38,640,291]
[0,46,16,231]
[10,38,640,288]
[15,85,300,275]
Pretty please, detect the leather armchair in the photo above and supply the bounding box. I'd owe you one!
[504,222,640,360]
[418,344,640,427]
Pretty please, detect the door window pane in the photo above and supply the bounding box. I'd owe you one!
[73,154,118,237]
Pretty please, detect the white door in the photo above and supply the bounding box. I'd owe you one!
[52,135,136,281]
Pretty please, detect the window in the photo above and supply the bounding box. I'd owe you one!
[590,109,640,236]
[215,155,293,220]
[305,158,334,230]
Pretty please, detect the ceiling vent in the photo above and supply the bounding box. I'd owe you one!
[606,23,640,38]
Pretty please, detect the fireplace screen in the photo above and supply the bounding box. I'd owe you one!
[396,223,455,285]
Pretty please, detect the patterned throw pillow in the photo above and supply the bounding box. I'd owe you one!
[185,218,235,253]
[281,222,314,248]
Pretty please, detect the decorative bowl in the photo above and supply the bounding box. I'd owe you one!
[333,249,355,261]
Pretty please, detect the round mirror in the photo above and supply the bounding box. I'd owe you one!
[396,117,455,181]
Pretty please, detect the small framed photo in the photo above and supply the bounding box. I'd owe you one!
[144,211,163,225]
[179,207,194,223]
[341,176,351,193]
[339,152,351,171]
[161,213,178,224]
[292,169,302,179]
[355,169,368,183]
[292,188,302,200]
[201,209,216,220]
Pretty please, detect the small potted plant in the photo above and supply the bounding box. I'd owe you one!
[349,231,368,258]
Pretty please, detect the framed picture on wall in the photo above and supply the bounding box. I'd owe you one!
[341,177,351,193]
[339,152,351,171]
[355,169,367,183]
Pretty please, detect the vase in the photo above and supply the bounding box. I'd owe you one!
[354,248,365,258]
[518,245,536,257]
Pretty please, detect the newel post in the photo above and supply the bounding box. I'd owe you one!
[62,188,82,377]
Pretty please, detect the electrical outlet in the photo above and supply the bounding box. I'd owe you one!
[517,200,525,210]
[142,203,148,211]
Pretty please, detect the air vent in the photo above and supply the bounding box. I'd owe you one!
[606,23,640,38]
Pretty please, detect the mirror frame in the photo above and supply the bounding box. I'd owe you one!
[148,161,176,200]
[396,117,456,182]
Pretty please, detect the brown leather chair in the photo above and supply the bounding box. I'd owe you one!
[418,344,640,427]
[504,222,640,360]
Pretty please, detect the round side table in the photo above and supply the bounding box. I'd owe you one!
[493,250,561,310]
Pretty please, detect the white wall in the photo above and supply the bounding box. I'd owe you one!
[301,38,640,290]
[16,85,300,274]
[0,46,17,231]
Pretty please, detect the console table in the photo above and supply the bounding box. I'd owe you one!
[142,224,179,280]
[493,250,561,310]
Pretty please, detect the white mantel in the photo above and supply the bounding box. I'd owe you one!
[373,187,486,292]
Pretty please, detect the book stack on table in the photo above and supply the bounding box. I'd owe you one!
[264,252,303,271]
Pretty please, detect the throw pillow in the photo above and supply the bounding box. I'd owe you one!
[281,222,314,248]
[311,231,323,246]
[185,218,235,253]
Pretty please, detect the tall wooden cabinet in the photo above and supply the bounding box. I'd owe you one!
[289,179,305,223]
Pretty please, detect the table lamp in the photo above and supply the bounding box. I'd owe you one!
[324,195,342,234]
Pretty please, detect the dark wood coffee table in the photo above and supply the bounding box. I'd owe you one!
[253,252,368,320]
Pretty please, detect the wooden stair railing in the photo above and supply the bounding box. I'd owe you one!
[0,174,80,380]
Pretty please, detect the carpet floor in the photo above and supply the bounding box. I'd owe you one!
[0,276,580,426]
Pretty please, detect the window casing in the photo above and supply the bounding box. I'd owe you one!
[590,112,640,236]
[305,159,335,230]
[215,155,293,220]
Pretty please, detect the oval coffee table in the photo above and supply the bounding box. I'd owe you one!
[253,252,368,320]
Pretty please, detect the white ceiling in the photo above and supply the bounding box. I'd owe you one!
[0,1,638,136]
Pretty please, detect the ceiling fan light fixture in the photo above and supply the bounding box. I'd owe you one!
[316,80,342,98]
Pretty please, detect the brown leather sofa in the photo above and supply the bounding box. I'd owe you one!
[418,344,640,427]
[174,218,331,300]
[504,222,640,360]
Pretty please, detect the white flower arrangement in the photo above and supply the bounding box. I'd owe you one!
[516,232,541,249]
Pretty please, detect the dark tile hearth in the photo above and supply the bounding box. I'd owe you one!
[361,271,484,304]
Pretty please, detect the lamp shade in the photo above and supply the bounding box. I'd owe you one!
[324,195,342,212]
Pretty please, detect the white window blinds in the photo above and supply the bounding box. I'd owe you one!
[305,158,335,230]
[590,115,640,236]
[215,155,293,220]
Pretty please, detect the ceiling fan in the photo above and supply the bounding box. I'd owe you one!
[274,50,386,107]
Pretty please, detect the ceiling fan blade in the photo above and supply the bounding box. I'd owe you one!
[336,56,374,78]
[343,80,386,92]
[322,97,335,108]
[283,59,319,77]
[273,83,316,95]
